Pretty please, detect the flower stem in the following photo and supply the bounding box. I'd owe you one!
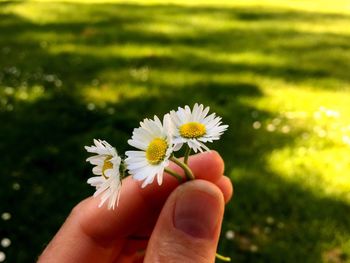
[170,156,194,180]
[216,253,231,262]
[184,146,191,165]
[119,161,128,179]
[164,168,183,183]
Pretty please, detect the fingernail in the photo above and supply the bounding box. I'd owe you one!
[173,188,221,239]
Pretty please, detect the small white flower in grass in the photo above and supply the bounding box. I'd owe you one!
[170,103,228,153]
[125,114,173,188]
[85,139,122,210]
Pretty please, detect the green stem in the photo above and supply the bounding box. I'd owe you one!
[216,253,231,262]
[164,168,183,183]
[184,146,191,165]
[170,156,195,180]
[119,160,128,179]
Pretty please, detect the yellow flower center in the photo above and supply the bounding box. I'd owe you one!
[146,138,168,165]
[102,156,113,178]
[179,122,206,138]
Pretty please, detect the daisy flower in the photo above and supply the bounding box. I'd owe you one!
[125,114,173,188]
[170,103,228,153]
[85,139,122,210]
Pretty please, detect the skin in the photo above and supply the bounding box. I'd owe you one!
[38,151,233,263]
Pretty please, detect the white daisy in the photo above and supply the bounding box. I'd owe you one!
[125,114,173,188]
[85,139,122,210]
[170,103,228,153]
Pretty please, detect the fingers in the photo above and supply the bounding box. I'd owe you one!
[186,151,225,181]
[79,151,228,240]
[38,223,124,263]
[140,150,225,207]
[215,176,234,203]
[144,180,225,263]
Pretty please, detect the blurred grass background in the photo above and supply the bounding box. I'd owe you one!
[0,0,350,262]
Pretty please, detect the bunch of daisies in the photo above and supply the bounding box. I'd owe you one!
[85,103,228,210]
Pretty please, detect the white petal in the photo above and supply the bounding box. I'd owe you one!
[133,170,151,180]
[127,160,149,170]
[125,151,146,158]
[173,142,183,152]
[157,168,164,185]
[128,139,148,150]
[87,176,104,187]
[199,105,210,121]
[98,190,111,208]
[199,141,211,151]
[141,173,155,188]
[92,166,102,175]
[177,107,188,123]
[170,110,181,126]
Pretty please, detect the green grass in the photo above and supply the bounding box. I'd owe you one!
[0,0,350,262]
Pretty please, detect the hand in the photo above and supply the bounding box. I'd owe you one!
[39,151,233,263]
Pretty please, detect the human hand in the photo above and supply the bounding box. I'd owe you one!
[38,151,233,263]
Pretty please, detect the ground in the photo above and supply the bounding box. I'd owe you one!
[0,0,349,262]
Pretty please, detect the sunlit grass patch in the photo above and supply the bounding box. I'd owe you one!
[0,85,46,112]
[245,87,350,199]
[48,43,173,59]
[25,0,350,15]
[83,83,152,105]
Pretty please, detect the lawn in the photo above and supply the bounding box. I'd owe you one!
[0,0,350,262]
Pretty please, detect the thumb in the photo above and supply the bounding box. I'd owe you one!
[144,180,225,263]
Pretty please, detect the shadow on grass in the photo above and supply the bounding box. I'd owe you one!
[0,2,350,262]
[222,169,350,263]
